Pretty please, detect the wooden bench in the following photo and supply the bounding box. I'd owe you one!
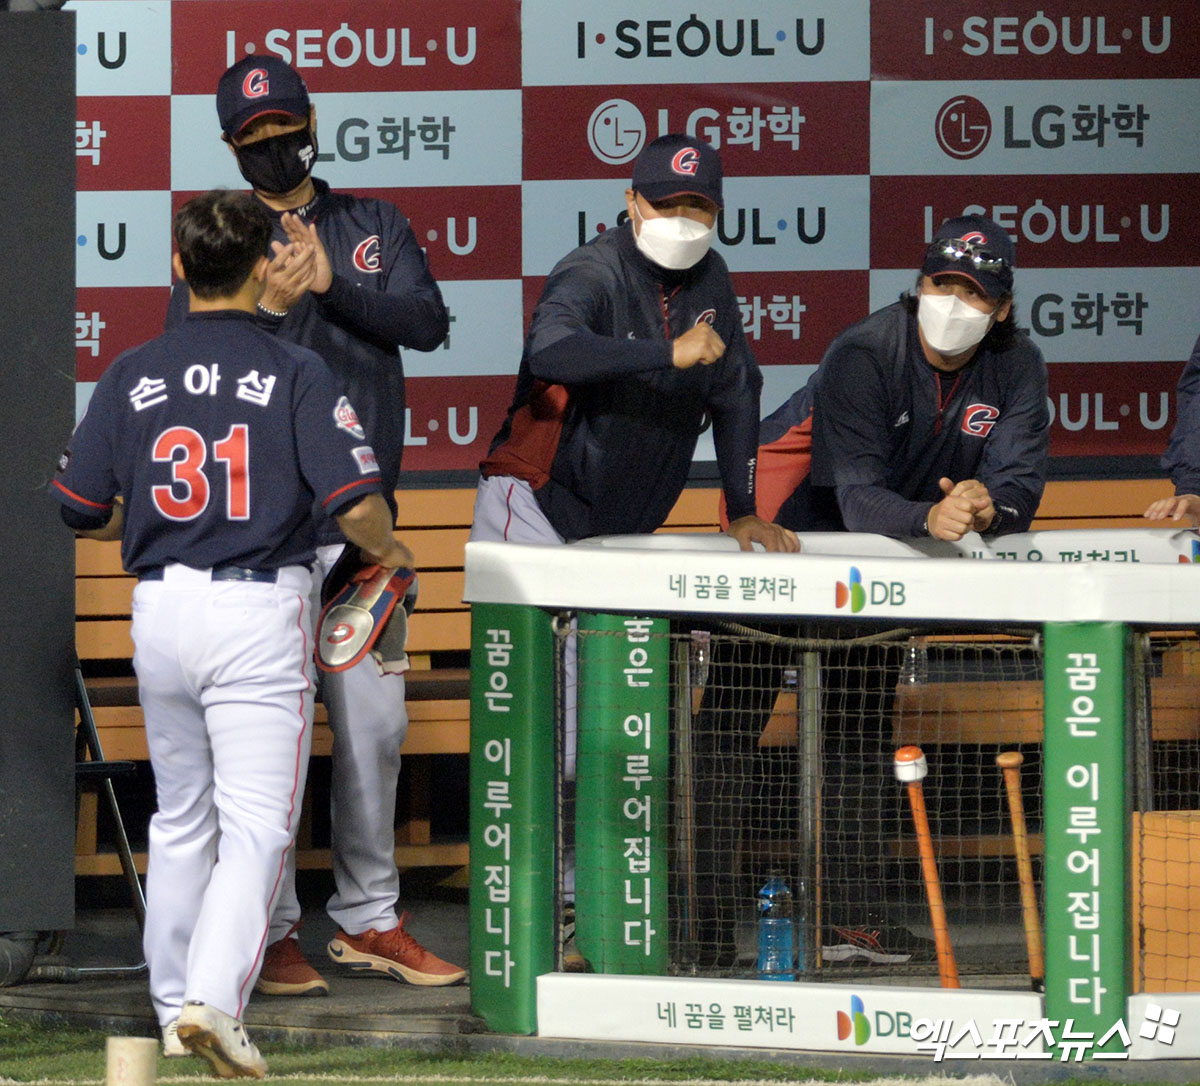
[660,477,1176,537]
[74,476,1180,874]
[738,476,1191,858]
[886,476,1197,855]
[72,484,728,878]
[74,488,479,877]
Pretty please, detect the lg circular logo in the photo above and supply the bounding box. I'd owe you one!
[935,95,992,160]
[587,99,646,165]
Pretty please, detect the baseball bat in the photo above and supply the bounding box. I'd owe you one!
[894,745,960,988]
[996,750,1045,991]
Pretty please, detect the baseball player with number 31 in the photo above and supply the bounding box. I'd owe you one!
[53,191,412,1077]
[166,55,463,995]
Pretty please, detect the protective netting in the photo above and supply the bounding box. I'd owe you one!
[560,621,1200,990]
[666,623,1044,985]
[1131,634,1200,993]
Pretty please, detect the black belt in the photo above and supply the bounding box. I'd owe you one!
[139,566,279,583]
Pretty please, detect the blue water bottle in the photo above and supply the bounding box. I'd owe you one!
[756,873,794,981]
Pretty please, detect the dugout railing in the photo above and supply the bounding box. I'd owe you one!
[464,529,1200,1061]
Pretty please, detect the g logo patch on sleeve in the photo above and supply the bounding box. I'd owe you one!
[334,396,367,439]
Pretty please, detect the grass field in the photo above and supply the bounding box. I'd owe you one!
[0,1012,948,1084]
[1,1015,1189,1086]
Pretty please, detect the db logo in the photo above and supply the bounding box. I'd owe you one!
[961,403,1000,437]
[327,623,355,645]
[836,566,907,612]
[835,567,865,612]
[837,994,871,1045]
[935,95,992,159]
[587,99,646,165]
[353,235,382,273]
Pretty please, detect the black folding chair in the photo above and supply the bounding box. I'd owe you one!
[29,664,149,980]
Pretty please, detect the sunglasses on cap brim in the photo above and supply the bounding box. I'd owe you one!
[926,238,1010,276]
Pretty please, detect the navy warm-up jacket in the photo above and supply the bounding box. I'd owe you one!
[756,301,1050,538]
[167,179,448,544]
[482,223,762,542]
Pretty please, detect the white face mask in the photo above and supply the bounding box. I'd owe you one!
[632,202,716,270]
[917,290,997,356]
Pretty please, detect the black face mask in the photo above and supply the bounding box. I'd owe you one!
[232,126,317,195]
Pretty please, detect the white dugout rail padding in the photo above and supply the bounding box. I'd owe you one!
[465,529,1200,625]
[465,528,1200,1060]
[535,975,1200,1060]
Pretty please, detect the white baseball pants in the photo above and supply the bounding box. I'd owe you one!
[135,564,315,1026]
[269,543,409,940]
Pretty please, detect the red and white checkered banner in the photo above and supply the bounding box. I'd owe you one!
[69,0,1200,475]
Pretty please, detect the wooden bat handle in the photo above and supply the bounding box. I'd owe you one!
[905,779,960,989]
[996,752,1045,987]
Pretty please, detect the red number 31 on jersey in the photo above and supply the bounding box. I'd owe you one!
[151,424,250,521]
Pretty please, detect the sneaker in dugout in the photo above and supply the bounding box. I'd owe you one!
[560,903,590,973]
[254,920,329,996]
[161,1017,188,1058]
[821,923,936,965]
[326,912,466,986]
[175,1000,267,1079]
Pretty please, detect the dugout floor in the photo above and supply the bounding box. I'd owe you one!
[5,887,1200,1083]
[0,891,481,1047]
[0,879,1035,1047]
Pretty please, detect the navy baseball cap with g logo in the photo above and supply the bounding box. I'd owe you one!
[217,55,311,138]
[631,133,724,209]
[922,214,1016,299]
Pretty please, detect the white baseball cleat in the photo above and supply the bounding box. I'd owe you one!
[161,1017,188,1058]
[175,1001,267,1079]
